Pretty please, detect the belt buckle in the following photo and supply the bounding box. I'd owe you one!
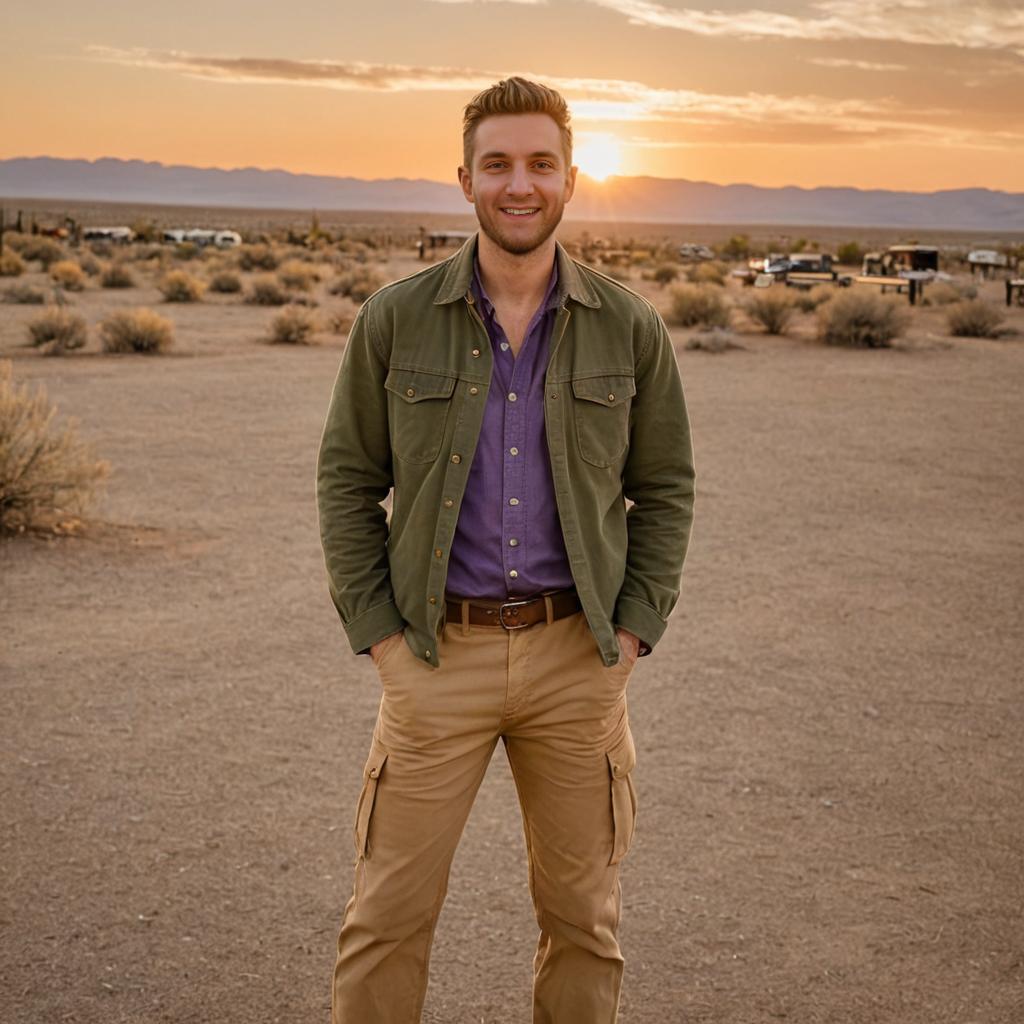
[498,597,534,630]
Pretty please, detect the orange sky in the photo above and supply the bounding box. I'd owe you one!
[2,0,1022,192]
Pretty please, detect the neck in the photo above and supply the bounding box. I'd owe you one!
[475,232,556,308]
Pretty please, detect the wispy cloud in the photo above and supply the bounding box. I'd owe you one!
[83,46,1024,149]
[584,0,1024,55]
[808,57,907,71]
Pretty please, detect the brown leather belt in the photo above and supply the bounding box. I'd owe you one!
[445,588,581,630]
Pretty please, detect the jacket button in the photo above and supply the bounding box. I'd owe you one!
[429,596,437,604]
[472,349,481,357]
[425,649,432,658]
[434,548,443,558]
[443,498,454,508]
[451,454,462,464]
[406,388,415,397]
[550,393,558,400]
[469,386,479,395]
[608,393,615,401]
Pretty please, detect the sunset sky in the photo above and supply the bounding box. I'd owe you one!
[2,0,1023,192]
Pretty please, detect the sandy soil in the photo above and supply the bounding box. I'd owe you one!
[2,240,1023,1024]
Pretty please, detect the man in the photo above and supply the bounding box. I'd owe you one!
[317,77,695,1023]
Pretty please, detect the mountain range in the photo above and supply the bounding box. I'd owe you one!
[1,156,1022,231]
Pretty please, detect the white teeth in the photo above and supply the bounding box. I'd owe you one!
[502,208,538,216]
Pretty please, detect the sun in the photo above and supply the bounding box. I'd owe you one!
[575,134,623,182]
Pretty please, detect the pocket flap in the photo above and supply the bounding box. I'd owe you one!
[363,737,389,780]
[571,374,636,408]
[385,368,458,403]
[606,730,636,780]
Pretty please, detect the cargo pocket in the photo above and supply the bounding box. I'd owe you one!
[384,367,458,464]
[353,737,389,859]
[606,730,638,865]
[571,373,636,468]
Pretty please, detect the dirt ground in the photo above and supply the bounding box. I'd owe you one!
[2,238,1023,1024]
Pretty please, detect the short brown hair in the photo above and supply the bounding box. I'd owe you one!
[462,77,573,170]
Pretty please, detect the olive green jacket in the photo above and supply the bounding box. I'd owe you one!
[316,234,695,669]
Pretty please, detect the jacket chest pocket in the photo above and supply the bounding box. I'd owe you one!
[570,373,636,467]
[385,368,458,464]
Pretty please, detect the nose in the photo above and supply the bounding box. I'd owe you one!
[505,161,534,197]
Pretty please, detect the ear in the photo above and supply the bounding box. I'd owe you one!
[564,164,578,204]
[458,165,475,204]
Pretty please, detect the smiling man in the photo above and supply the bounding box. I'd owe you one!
[317,77,695,1023]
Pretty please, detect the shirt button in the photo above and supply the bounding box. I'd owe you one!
[443,498,454,508]
[509,538,519,547]
[508,570,519,579]
[500,342,510,351]
[508,497,520,506]
[508,392,517,402]
[469,386,479,395]
[509,447,519,456]
[451,454,462,464]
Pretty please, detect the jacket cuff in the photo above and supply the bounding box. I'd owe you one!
[613,595,668,656]
[342,600,406,658]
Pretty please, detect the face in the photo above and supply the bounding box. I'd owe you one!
[458,112,577,257]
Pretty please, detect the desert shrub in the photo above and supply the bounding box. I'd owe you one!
[793,284,834,313]
[684,329,744,353]
[652,263,680,286]
[99,308,174,354]
[27,308,88,354]
[88,240,114,258]
[100,262,136,288]
[269,304,319,344]
[817,290,909,348]
[246,275,291,306]
[174,241,199,261]
[2,283,46,304]
[836,241,864,266]
[49,260,87,291]
[78,253,102,277]
[19,237,65,268]
[667,284,731,329]
[277,259,320,292]
[208,270,242,294]
[946,299,1005,338]
[329,267,387,304]
[158,270,205,302]
[689,261,727,286]
[236,243,279,271]
[744,290,797,334]
[924,282,965,306]
[127,243,164,263]
[0,251,26,277]
[0,360,110,534]
[718,234,752,260]
[328,307,356,336]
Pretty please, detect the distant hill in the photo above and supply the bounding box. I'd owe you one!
[1,156,1022,231]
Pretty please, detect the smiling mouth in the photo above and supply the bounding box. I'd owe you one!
[501,207,540,217]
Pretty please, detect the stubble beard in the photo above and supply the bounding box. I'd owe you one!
[476,201,565,257]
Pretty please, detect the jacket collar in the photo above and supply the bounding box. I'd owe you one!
[433,231,601,309]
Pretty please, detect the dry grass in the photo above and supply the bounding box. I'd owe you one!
[817,290,910,348]
[100,262,136,289]
[667,284,731,329]
[946,299,1005,338]
[792,284,836,313]
[208,270,243,294]
[99,308,175,354]
[2,283,46,305]
[652,263,680,286]
[328,307,356,336]
[0,360,110,534]
[0,251,26,277]
[158,270,205,303]
[744,290,797,335]
[246,275,291,306]
[15,237,66,269]
[49,260,87,291]
[268,304,319,344]
[689,262,728,286]
[26,308,88,355]
[329,267,388,304]
[236,244,279,272]
[277,260,320,292]
[684,329,745,353]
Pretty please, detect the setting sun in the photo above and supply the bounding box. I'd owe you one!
[575,134,623,182]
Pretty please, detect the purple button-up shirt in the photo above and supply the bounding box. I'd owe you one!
[445,255,575,600]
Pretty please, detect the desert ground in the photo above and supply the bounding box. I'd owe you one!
[1,204,1022,1024]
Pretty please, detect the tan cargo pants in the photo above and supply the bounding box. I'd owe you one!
[330,606,640,1023]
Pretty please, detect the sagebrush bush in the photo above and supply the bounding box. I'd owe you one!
[684,329,743,353]
[946,299,1005,338]
[328,307,356,335]
[158,270,205,302]
[0,251,26,277]
[745,290,797,334]
[689,262,727,286]
[208,270,242,294]
[174,242,199,261]
[924,282,966,306]
[277,260,320,292]
[269,304,319,344]
[236,244,279,272]
[78,253,102,277]
[247,275,291,306]
[19,237,65,269]
[100,262,136,288]
[27,308,88,354]
[49,260,87,291]
[0,360,110,534]
[652,263,680,286]
[817,290,909,348]
[2,283,46,304]
[667,284,731,329]
[792,284,835,313]
[329,267,387,304]
[99,308,174,354]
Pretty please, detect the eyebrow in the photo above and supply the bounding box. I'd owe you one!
[478,150,560,161]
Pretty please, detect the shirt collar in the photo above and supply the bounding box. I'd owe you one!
[470,251,561,321]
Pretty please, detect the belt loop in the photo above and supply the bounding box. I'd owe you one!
[543,594,554,625]
[461,598,471,636]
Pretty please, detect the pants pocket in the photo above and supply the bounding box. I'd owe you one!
[353,737,389,859]
[606,730,638,865]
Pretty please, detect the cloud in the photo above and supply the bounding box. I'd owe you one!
[83,46,1024,149]
[584,0,1024,55]
[808,57,908,71]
